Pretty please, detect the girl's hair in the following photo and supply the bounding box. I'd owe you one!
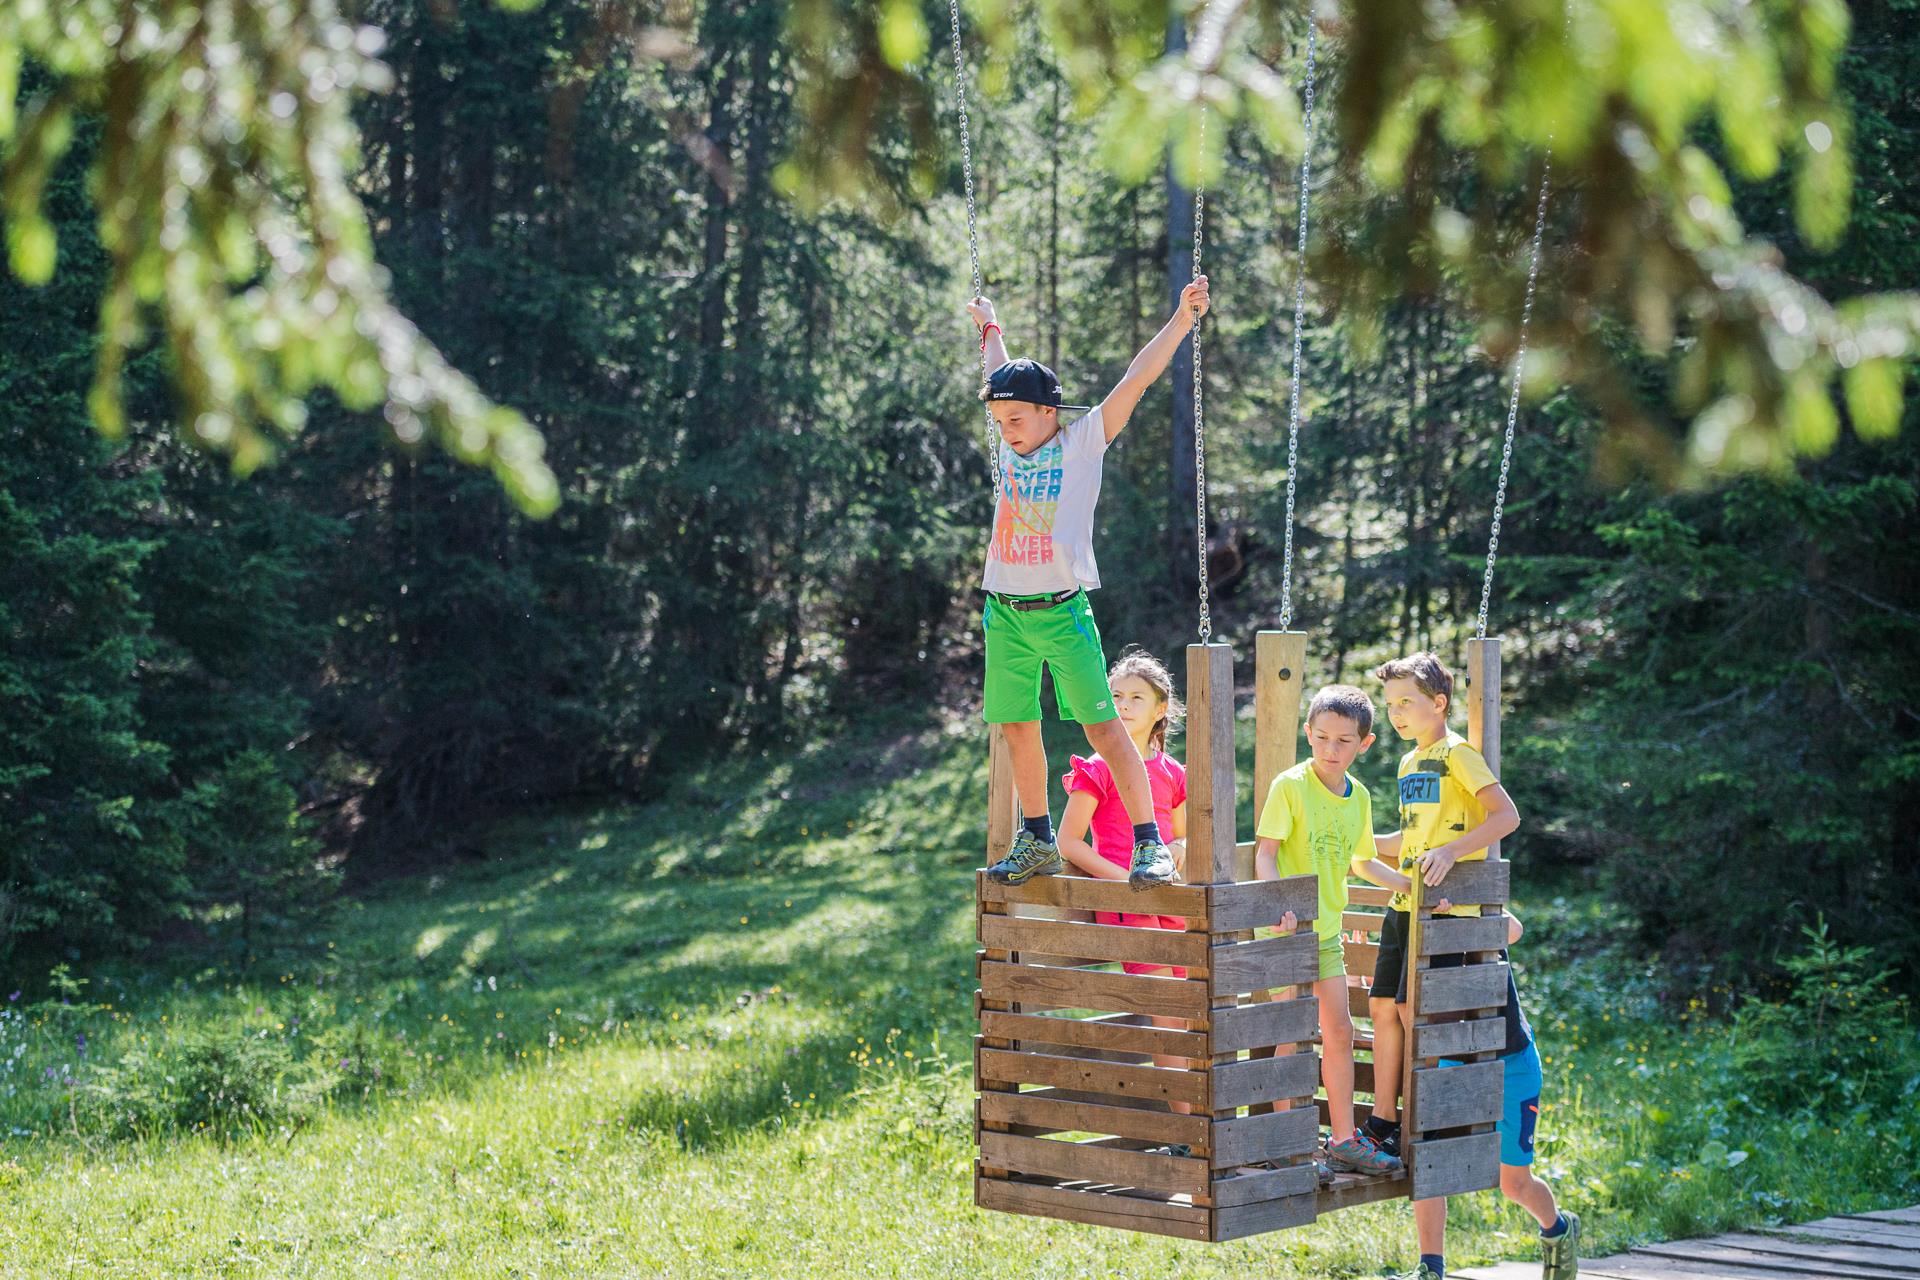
[1108,647,1185,757]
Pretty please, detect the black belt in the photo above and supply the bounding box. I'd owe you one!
[990,588,1081,612]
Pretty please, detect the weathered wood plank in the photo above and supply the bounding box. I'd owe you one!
[1188,642,1238,885]
[1427,859,1510,907]
[980,1132,1207,1197]
[1253,630,1308,838]
[979,1010,1208,1061]
[1413,1016,1508,1061]
[975,1175,1210,1241]
[987,724,1017,865]
[1632,1240,1905,1279]
[1408,1130,1500,1199]
[1208,876,1319,934]
[1420,913,1511,957]
[1715,1232,1920,1273]
[1211,1161,1318,1207]
[1211,1051,1321,1112]
[1211,931,1321,994]
[1845,1208,1920,1226]
[1416,962,1512,1018]
[977,1046,1207,1107]
[1342,910,1387,934]
[1214,1191,1317,1239]
[1350,885,1395,908]
[1313,1168,1410,1214]
[979,1090,1208,1150]
[978,961,1210,1021]
[1465,637,1502,860]
[1345,940,1381,979]
[1350,984,1379,1021]
[1212,996,1321,1055]
[1757,1220,1920,1250]
[979,871,1207,925]
[979,914,1208,971]
[1410,1059,1505,1133]
[1211,1105,1318,1168]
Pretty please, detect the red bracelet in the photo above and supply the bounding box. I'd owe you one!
[979,322,1001,351]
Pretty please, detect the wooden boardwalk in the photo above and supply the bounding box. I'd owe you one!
[1457,1203,1920,1279]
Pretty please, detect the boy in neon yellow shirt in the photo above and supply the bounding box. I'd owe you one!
[1254,685,1402,1176]
[1357,651,1521,1160]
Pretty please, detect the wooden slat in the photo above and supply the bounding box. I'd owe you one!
[1212,996,1320,1055]
[977,1046,1207,1107]
[1211,1161,1317,1208]
[1408,1130,1500,1200]
[1416,962,1511,1017]
[1410,1059,1504,1133]
[1632,1240,1907,1279]
[1715,1232,1920,1273]
[1420,914,1510,957]
[980,1011,1208,1061]
[1215,1191,1317,1240]
[1211,1105,1318,1168]
[1342,910,1386,934]
[1413,1017,1508,1061]
[1315,1168,1410,1214]
[1760,1221,1920,1250]
[1188,642,1238,885]
[979,915,1208,971]
[1211,931,1320,994]
[980,1132,1207,1197]
[976,1175,1210,1241]
[980,1089,1208,1150]
[987,724,1017,864]
[978,962,1209,1020]
[1344,940,1381,979]
[1208,876,1319,933]
[1349,984,1379,1021]
[979,872,1207,925]
[1253,630,1308,838]
[1349,885,1394,907]
[1426,860,1510,907]
[1211,1051,1320,1112]
[1846,1209,1920,1226]
[1464,637,1502,861]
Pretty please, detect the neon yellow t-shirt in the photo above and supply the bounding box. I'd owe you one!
[1256,760,1372,946]
[1389,731,1498,916]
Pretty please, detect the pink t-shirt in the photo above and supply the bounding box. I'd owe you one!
[1063,751,1187,871]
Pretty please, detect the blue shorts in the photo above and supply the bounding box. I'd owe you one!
[1437,1041,1543,1167]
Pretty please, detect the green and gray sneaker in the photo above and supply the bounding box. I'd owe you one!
[1128,839,1176,891]
[1542,1210,1580,1280]
[1326,1131,1403,1175]
[1391,1265,1444,1280]
[985,830,1063,885]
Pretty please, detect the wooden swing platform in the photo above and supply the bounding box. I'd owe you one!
[1458,1204,1920,1279]
[973,634,1516,1241]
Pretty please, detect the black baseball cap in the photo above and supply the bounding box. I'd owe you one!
[984,359,1090,411]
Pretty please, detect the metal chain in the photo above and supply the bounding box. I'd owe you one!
[947,0,998,495]
[1475,149,1554,640]
[1279,23,1318,632]
[1193,109,1211,642]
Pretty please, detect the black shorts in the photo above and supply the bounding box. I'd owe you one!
[1370,908,1466,1003]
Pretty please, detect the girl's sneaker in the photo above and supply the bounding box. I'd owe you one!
[1128,839,1176,890]
[1541,1210,1581,1280]
[985,831,1062,885]
[1326,1131,1404,1175]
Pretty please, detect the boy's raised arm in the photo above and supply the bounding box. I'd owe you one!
[1097,276,1210,443]
[967,297,1009,372]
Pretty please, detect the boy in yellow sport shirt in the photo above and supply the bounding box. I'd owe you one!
[1355,651,1520,1160]
[1254,685,1402,1177]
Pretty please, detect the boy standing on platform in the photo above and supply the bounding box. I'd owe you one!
[969,278,1211,893]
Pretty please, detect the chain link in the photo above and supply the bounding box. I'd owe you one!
[1279,23,1318,632]
[1192,108,1211,642]
[1475,149,1553,640]
[947,0,998,496]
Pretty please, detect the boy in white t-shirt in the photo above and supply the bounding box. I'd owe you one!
[970,277,1210,891]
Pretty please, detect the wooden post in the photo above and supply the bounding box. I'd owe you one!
[1186,643,1238,886]
[986,724,1017,866]
[1252,631,1308,867]
[1463,638,1501,859]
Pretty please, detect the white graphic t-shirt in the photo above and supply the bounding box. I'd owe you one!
[980,407,1108,595]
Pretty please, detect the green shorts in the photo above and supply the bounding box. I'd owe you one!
[981,589,1116,725]
[1316,934,1347,981]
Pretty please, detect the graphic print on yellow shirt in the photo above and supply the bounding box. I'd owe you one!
[1256,760,1373,947]
[1388,731,1498,916]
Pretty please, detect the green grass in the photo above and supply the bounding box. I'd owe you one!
[2,707,1915,1277]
